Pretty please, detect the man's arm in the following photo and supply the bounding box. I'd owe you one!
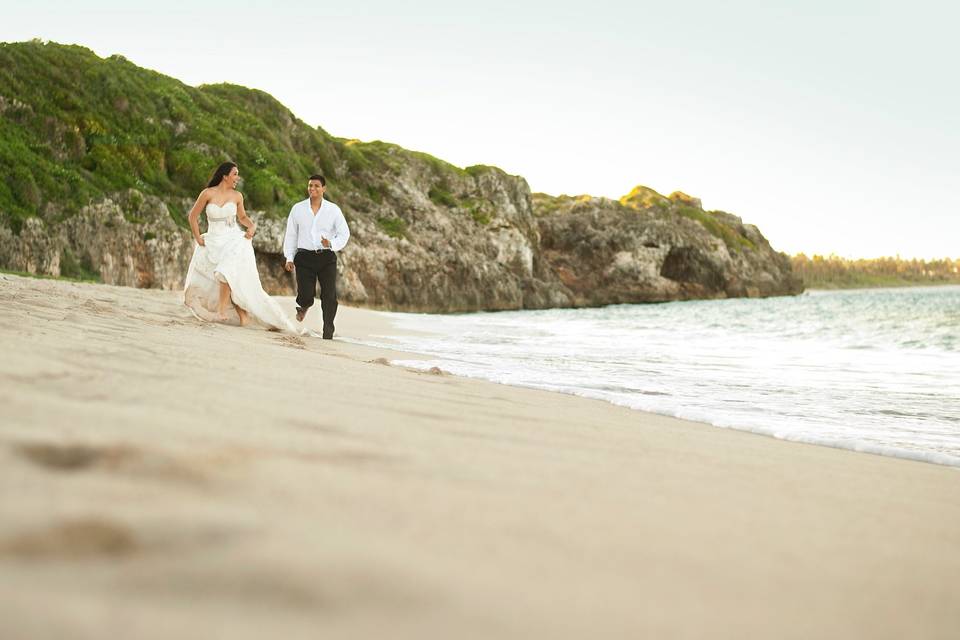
[327,206,350,252]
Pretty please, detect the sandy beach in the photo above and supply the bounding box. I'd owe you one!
[0,272,958,640]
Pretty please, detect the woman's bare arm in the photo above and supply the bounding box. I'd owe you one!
[187,189,210,245]
[236,194,256,239]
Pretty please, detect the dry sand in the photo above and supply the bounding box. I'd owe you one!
[0,273,958,639]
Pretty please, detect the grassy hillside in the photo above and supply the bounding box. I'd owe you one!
[0,40,466,233]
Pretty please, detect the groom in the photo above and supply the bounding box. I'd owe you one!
[283,174,350,339]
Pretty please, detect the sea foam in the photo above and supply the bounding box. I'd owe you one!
[354,286,960,468]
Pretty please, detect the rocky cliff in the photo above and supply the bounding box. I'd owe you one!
[0,41,802,311]
[534,190,802,305]
[0,177,802,312]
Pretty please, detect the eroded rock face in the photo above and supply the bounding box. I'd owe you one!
[309,163,563,312]
[533,193,803,306]
[0,176,802,312]
[0,191,195,289]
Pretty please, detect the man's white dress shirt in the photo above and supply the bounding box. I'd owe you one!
[283,198,350,262]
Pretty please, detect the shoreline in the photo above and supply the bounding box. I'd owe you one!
[805,282,960,292]
[356,293,960,471]
[379,354,960,470]
[1,273,958,639]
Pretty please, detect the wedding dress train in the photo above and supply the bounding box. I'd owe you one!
[183,202,298,333]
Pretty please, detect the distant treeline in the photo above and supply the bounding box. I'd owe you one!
[791,254,960,289]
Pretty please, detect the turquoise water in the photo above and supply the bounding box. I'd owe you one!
[363,286,960,467]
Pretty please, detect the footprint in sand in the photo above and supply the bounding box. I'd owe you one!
[274,335,306,349]
[0,516,247,560]
[12,441,205,484]
[81,299,115,315]
[13,442,134,471]
[0,518,138,559]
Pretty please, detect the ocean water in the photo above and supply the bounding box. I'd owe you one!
[357,286,960,468]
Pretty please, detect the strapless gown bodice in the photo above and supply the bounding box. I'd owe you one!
[205,201,239,235]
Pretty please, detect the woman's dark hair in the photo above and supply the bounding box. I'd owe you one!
[207,162,238,188]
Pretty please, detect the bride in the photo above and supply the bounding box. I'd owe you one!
[183,162,298,333]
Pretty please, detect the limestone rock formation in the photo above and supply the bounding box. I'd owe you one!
[534,189,802,306]
[0,191,194,289]
[1,178,802,312]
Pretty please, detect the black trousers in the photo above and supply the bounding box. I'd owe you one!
[294,249,338,337]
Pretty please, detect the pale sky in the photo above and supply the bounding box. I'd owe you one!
[3,0,958,258]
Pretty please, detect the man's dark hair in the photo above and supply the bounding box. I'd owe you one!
[308,174,326,186]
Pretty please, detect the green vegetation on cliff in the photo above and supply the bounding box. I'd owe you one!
[0,43,300,223]
[0,40,489,234]
[619,185,669,209]
[674,206,756,252]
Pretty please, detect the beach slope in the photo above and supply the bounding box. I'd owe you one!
[0,274,957,639]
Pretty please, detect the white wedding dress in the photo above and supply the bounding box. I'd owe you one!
[183,201,299,333]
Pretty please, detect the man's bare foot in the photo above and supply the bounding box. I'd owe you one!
[295,307,306,322]
[214,310,230,323]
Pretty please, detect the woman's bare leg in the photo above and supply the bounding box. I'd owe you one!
[216,281,232,321]
[216,279,247,325]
